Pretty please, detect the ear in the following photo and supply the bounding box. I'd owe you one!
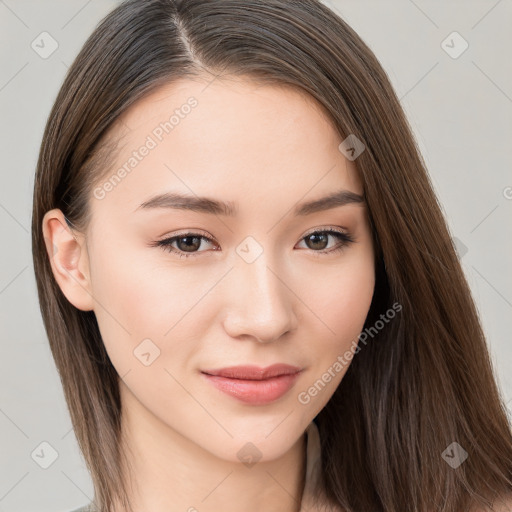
[42,209,94,311]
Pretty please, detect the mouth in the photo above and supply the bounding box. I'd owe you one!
[201,364,303,405]
[202,363,302,380]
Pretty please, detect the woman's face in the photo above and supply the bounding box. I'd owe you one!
[50,77,375,462]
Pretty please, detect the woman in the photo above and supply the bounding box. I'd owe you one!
[31,0,512,511]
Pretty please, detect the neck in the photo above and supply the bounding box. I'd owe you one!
[115,381,308,512]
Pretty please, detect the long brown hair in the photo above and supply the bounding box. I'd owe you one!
[31,1,512,511]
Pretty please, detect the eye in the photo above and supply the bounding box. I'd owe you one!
[151,230,218,259]
[296,228,355,256]
[151,227,355,259]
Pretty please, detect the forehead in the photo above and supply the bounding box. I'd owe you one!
[120,74,336,135]
[89,76,363,225]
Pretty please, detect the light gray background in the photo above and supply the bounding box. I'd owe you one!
[0,1,511,511]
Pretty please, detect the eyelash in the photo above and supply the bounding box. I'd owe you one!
[151,228,355,259]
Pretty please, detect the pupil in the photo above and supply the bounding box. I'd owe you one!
[308,233,327,250]
[179,236,200,252]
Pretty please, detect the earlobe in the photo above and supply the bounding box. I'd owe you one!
[42,209,94,312]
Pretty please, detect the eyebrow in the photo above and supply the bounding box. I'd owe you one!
[134,189,365,216]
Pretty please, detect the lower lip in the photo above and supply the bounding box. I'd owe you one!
[201,372,302,405]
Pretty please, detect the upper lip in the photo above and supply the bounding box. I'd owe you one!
[201,364,302,380]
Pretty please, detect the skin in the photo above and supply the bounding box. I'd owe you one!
[43,76,376,512]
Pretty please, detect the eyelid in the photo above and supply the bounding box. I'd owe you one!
[301,225,349,237]
[155,228,216,244]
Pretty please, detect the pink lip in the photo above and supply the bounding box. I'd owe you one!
[201,364,303,405]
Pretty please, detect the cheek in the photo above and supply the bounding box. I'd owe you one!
[293,255,375,410]
[331,266,375,340]
[299,250,375,349]
[88,242,222,372]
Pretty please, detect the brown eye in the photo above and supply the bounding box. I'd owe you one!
[175,235,203,253]
[153,232,217,258]
[304,232,330,250]
[297,229,355,255]
[152,228,354,260]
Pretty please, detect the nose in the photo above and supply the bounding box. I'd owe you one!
[222,254,298,344]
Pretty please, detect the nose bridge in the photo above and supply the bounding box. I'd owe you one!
[223,245,297,342]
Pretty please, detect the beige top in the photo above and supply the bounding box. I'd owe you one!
[300,420,335,512]
[300,420,324,510]
[70,420,328,512]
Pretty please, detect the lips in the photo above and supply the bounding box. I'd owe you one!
[201,364,303,405]
[201,364,302,380]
